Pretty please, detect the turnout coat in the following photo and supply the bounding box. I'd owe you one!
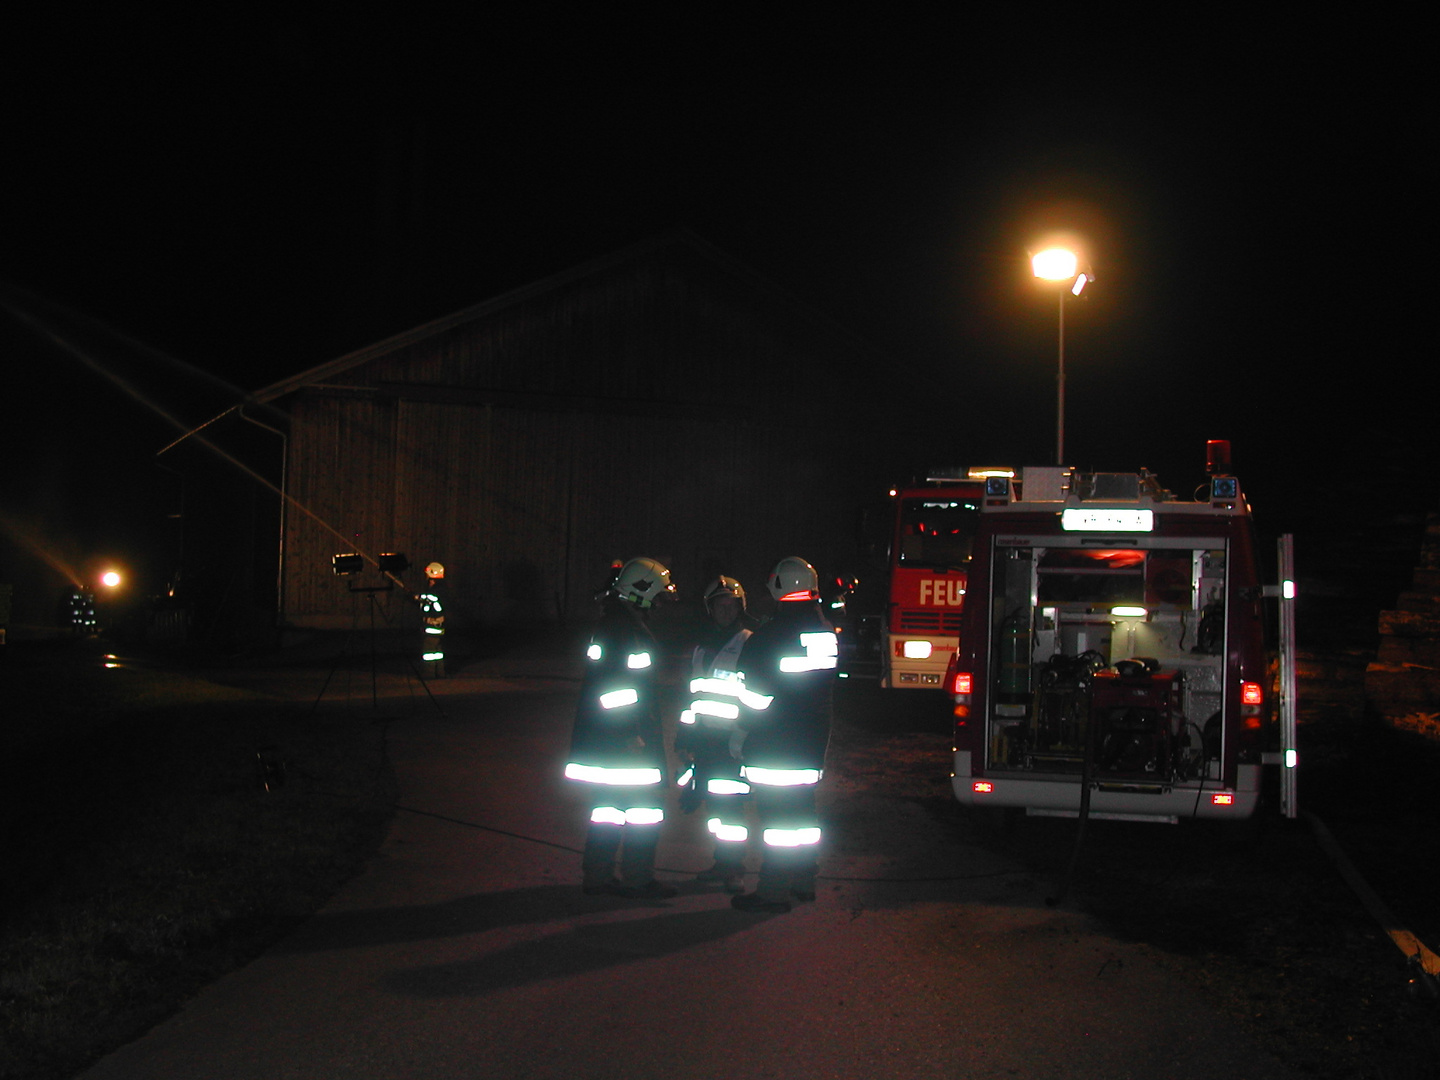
[566,598,667,788]
[736,601,836,773]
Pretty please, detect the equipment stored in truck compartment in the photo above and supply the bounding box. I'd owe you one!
[945,443,1295,822]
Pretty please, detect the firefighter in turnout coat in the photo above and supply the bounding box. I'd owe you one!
[730,557,837,914]
[675,576,758,892]
[565,557,679,899]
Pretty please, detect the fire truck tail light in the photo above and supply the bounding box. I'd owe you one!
[1243,715,1263,730]
[952,671,973,695]
[1210,792,1236,807]
[953,704,970,724]
[973,781,994,794]
[1241,682,1263,706]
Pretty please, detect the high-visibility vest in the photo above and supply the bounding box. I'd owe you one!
[679,627,753,732]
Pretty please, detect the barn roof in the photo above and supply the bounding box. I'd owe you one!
[244,229,879,408]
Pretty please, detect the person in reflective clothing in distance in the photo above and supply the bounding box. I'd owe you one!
[565,557,679,899]
[676,576,759,893]
[730,557,837,914]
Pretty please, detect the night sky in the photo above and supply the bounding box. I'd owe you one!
[1,10,1431,620]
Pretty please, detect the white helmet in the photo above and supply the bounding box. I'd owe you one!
[703,576,747,614]
[613,557,675,608]
[768,556,819,601]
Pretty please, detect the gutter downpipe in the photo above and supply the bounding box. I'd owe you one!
[239,405,289,632]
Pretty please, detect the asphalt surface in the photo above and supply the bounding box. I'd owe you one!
[76,638,1300,1080]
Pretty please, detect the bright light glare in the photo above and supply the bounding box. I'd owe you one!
[1071,272,1090,296]
[1110,605,1148,618]
[903,640,933,659]
[1032,247,1078,281]
[101,571,122,588]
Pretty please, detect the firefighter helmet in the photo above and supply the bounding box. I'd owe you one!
[768,556,819,601]
[612,557,675,608]
[703,576,746,614]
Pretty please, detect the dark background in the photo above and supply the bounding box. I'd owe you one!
[1,8,1432,628]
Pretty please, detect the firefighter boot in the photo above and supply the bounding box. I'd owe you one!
[695,844,746,892]
[581,822,624,894]
[614,822,677,899]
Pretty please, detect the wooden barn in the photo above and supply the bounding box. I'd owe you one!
[234,231,897,639]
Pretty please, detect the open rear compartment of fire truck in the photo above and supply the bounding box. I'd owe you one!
[988,535,1231,791]
[954,454,1288,823]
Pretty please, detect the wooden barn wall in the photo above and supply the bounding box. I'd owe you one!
[278,243,879,631]
[392,400,572,625]
[283,395,401,627]
[283,395,856,630]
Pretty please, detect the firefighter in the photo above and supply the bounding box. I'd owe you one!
[417,561,446,673]
[564,556,679,899]
[730,556,838,914]
[676,576,758,892]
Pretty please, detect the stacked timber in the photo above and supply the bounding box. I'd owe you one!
[1366,512,1440,737]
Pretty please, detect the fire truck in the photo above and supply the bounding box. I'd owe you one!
[947,444,1297,822]
[879,469,1000,689]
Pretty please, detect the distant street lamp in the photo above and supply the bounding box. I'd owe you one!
[1031,247,1093,465]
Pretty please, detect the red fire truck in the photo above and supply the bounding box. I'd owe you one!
[946,445,1297,822]
[879,469,1012,689]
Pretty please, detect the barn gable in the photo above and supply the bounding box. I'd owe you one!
[258,231,890,631]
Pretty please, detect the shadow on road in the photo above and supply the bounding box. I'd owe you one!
[379,901,765,999]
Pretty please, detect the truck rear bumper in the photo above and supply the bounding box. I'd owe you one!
[951,751,1261,822]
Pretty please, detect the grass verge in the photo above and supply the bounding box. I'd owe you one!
[0,642,395,1080]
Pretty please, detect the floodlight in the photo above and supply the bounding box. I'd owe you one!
[332,553,364,576]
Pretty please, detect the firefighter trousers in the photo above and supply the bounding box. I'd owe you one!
[702,789,750,873]
[580,786,665,888]
[750,782,820,902]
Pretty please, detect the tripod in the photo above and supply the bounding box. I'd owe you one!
[310,582,445,717]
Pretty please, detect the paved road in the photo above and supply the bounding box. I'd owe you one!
[78,643,1298,1079]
